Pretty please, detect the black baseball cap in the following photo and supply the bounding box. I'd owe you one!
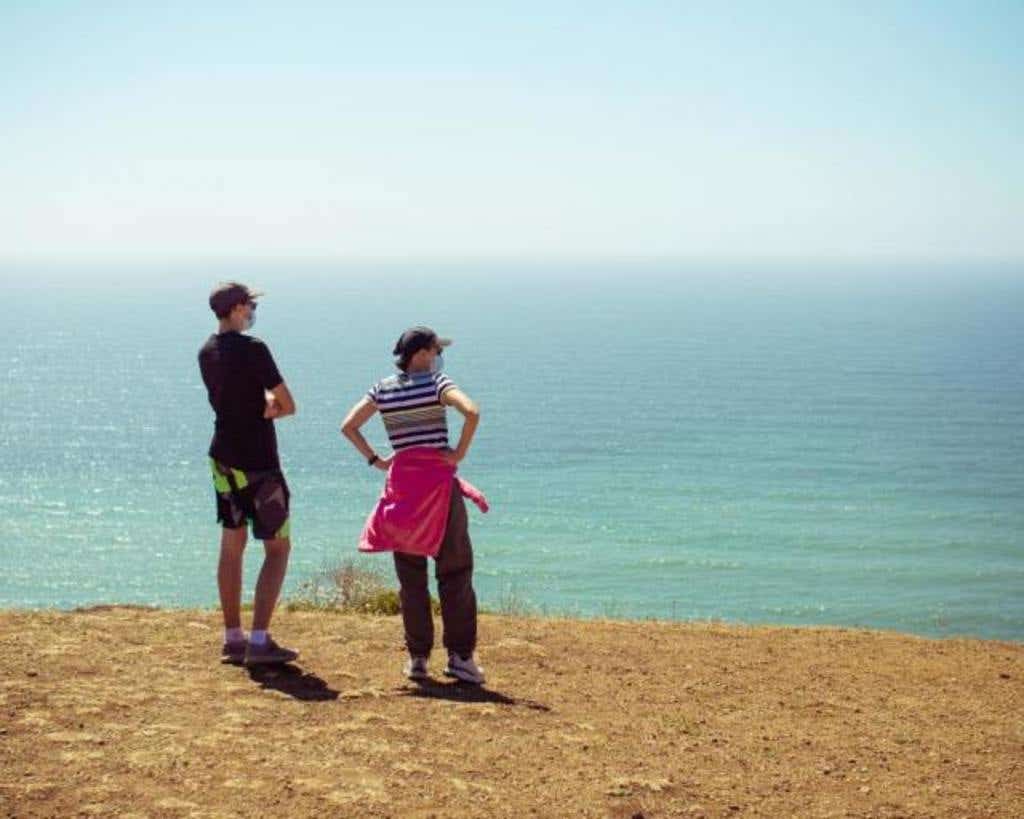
[209,282,263,318]
[392,326,453,358]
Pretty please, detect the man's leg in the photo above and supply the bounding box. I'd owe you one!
[247,470,292,633]
[244,536,299,665]
[435,483,477,659]
[393,552,434,658]
[217,526,247,630]
[251,537,290,631]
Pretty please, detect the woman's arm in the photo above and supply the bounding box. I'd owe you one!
[441,388,480,465]
[340,397,391,471]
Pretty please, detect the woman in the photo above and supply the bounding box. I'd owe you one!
[340,326,487,684]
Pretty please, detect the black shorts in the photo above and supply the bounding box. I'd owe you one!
[210,459,291,540]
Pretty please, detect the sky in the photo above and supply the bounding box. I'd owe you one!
[1,1,1022,265]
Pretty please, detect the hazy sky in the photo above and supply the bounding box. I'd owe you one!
[2,1,1022,263]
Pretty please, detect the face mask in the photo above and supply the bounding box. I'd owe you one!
[431,352,444,373]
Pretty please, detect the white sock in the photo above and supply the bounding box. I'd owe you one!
[249,630,268,645]
[225,627,246,643]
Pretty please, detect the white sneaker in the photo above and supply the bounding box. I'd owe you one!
[404,656,429,680]
[444,653,485,685]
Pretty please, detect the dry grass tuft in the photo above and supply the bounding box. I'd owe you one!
[287,560,438,615]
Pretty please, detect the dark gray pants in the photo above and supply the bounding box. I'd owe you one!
[393,481,477,659]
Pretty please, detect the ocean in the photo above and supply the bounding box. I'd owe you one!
[2,263,1022,641]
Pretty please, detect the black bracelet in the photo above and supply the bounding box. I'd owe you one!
[368,454,379,466]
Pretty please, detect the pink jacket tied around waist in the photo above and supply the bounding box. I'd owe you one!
[358,447,489,557]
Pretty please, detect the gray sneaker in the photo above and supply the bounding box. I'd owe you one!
[221,639,248,665]
[404,656,429,680]
[244,637,299,666]
[444,653,485,685]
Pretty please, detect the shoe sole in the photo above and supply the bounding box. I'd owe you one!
[406,670,430,681]
[221,655,246,665]
[244,654,298,667]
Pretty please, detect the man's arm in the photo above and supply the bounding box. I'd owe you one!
[264,382,296,419]
[441,387,480,465]
[340,396,391,471]
[254,341,294,420]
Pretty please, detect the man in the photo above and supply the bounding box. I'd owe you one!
[198,282,299,666]
[341,326,486,684]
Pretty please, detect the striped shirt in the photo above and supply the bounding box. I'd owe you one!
[368,371,456,451]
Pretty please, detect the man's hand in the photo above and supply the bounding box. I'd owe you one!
[263,392,280,419]
[266,383,296,419]
[374,456,393,472]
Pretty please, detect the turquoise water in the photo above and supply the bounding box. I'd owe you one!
[2,264,1022,640]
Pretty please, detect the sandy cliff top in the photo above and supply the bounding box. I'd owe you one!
[1,608,1021,818]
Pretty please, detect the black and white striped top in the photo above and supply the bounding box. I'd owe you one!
[367,371,456,451]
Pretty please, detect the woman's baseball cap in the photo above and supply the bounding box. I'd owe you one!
[392,326,453,358]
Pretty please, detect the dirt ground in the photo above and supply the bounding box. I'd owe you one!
[0,607,1021,818]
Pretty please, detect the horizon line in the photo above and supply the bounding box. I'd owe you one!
[1,254,1022,270]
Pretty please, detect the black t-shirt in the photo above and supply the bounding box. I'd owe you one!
[198,331,284,471]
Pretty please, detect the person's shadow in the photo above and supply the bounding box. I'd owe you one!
[246,663,340,701]
[398,678,550,712]
[242,665,548,711]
